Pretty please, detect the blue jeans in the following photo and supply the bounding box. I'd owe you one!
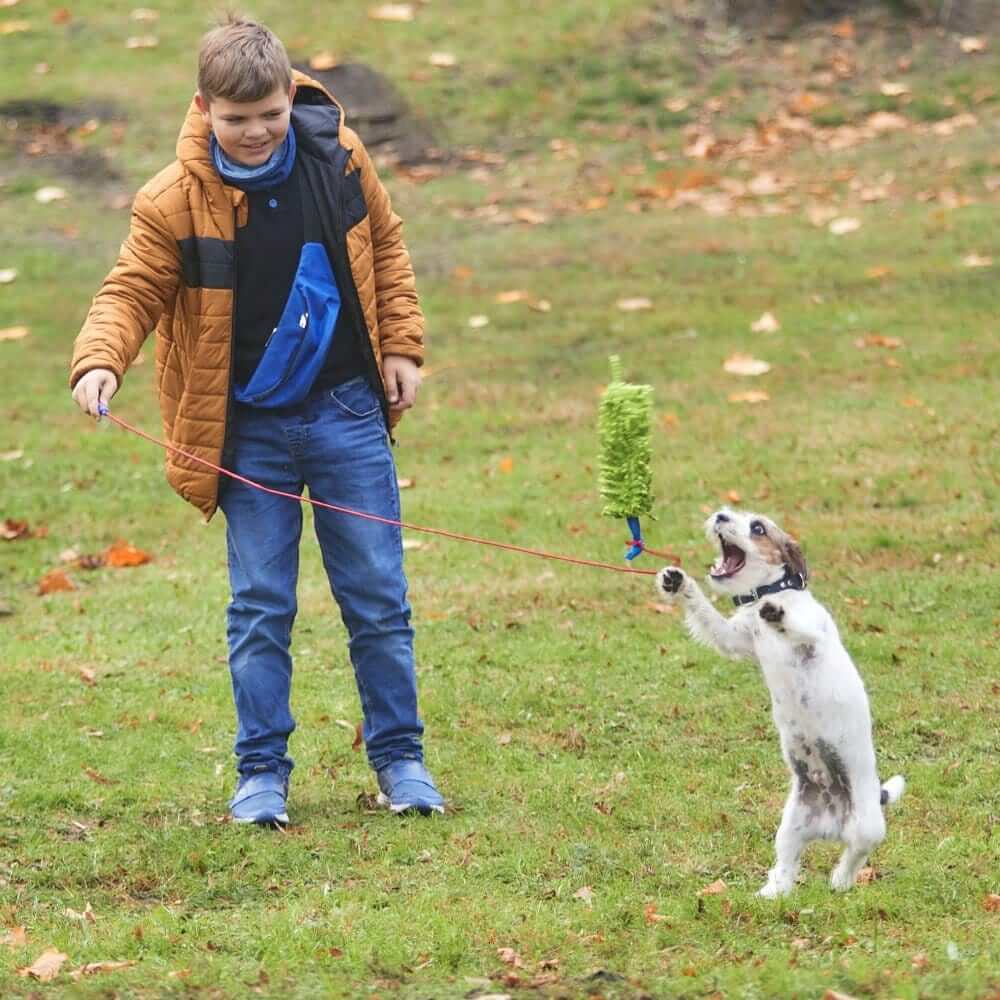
[218,376,424,777]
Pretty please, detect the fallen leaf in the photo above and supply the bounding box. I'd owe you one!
[2,518,31,540]
[497,947,524,968]
[959,36,987,54]
[855,866,877,884]
[451,265,474,281]
[83,766,116,785]
[751,311,780,333]
[617,296,653,312]
[911,952,930,972]
[699,878,727,895]
[856,333,903,349]
[0,19,30,34]
[308,51,338,71]
[401,538,425,550]
[131,8,159,21]
[18,949,68,981]
[468,314,489,329]
[867,111,909,133]
[644,904,669,924]
[513,207,548,225]
[728,390,770,404]
[961,253,992,268]
[829,217,861,236]
[64,903,96,924]
[831,16,854,38]
[51,7,71,23]
[69,960,136,981]
[0,325,29,341]
[865,265,893,280]
[38,569,75,595]
[79,667,96,686]
[822,992,860,1000]
[528,298,552,313]
[352,722,363,752]
[103,540,152,567]
[645,600,676,615]
[725,490,741,504]
[498,456,514,474]
[368,3,414,21]
[497,731,512,746]
[429,51,457,68]
[984,893,1000,912]
[574,885,595,905]
[397,476,415,489]
[495,289,530,304]
[125,34,158,48]
[34,186,67,204]
[0,268,16,283]
[2,926,26,948]
[723,353,771,376]
[879,81,910,97]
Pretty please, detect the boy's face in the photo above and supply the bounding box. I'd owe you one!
[196,83,296,167]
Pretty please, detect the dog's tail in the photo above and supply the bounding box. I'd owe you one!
[879,775,905,806]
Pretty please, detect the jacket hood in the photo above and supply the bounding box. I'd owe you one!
[176,71,345,188]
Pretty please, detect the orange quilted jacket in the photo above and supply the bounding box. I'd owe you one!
[70,72,424,519]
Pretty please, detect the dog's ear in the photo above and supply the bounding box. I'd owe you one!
[779,533,808,582]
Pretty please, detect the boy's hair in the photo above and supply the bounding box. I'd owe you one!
[198,14,293,105]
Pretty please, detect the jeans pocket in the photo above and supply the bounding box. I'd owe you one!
[329,376,380,419]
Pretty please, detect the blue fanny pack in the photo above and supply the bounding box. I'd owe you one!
[233,240,341,407]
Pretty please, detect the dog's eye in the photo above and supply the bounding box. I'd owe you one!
[750,521,766,536]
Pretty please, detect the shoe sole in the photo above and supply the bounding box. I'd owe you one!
[232,812,289,827]
[376,792,444,816]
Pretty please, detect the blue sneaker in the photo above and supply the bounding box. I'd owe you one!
[229,769,289,827]
[376,759,445,815]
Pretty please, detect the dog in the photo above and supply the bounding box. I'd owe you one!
[655,508,904,896]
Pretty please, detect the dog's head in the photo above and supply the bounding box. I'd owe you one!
[702,508,808,596]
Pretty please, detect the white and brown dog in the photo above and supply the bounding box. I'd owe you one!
[656,509,904,897]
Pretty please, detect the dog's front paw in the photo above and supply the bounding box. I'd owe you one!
[759,601,785,626]
[656,567,687,599]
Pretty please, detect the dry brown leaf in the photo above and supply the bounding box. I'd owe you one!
[880,81,910,97]
[495,289,530,304]
[498,456,514,474]
[429,51,457,68]
[822,991,860,1000]
[0,268,17,283]
[728,390,770,404]
[368,3,414,21]
[468,315,489,329]
[83,766,116,785]
[2,518,31,540]
[959,36,987,54]
[961,253,992,268]
[79,667,96,686]
[867,111,909,133]
[401,538,425,551]
[984,893,1000,912]
[699,878,727,895]
[617,296,653,312]
[723,353,771,376]
[1,449,24,461]
[751,311,780,333]
[644,904,669,924]
[645,600,677,615]
[855,866,877,884]
[574,885,595,905]
[70,960,136,981]
[0,325,30,341]
[0,19,30,34]
[725,490,741,504]
[911,952,930,971]
[856,333,903,349]
[865,265,893,280]
[513,207,548,225]
[131,8,159,21]
[2,926,26,948]
[397,476,415,489]
[829,217,861,236]
[125,34,158,48]
[452,265,473,282]
[103,540,152,567]
[528,298,552,313]
[497,731,512,746]
[497,947,524,968]
[831,16,854,38]
[51,7,71,23]
[38,569,75,595]
[308,51,338,71]
[18,949,68,981]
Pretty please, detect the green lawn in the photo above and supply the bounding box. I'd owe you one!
[1,2,998,997]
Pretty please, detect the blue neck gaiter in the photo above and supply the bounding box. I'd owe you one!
[211,125,297,191]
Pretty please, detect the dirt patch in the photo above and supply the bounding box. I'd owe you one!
[0,99,124,184]
[293,62,442,166]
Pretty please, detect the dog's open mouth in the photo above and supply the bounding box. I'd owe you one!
[710,538,746,578]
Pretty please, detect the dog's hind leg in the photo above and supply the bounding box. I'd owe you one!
[830,809,885,891]
[758,791,812,898]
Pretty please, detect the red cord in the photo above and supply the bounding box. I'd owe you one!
[102,412,662,577]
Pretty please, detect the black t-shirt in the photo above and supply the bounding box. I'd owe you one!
[232,161,365,393]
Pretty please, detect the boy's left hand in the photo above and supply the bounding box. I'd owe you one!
[382,355,422,412]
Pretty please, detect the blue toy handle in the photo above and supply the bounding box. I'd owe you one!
[625,516,643,561]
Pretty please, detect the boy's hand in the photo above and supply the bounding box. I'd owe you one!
[382,355,421,412]
[72,368,119,418]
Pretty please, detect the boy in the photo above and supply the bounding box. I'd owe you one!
[70,16,444,825]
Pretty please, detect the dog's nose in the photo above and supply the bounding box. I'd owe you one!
[715,512,730,524]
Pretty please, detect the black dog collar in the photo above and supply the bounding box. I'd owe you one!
[732,569,807,607]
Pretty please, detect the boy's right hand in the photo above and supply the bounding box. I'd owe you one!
[72,368,119,418]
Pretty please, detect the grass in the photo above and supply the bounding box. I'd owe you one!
[1,1,999,997]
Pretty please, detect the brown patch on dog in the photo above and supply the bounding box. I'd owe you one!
[752,523,809,581]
